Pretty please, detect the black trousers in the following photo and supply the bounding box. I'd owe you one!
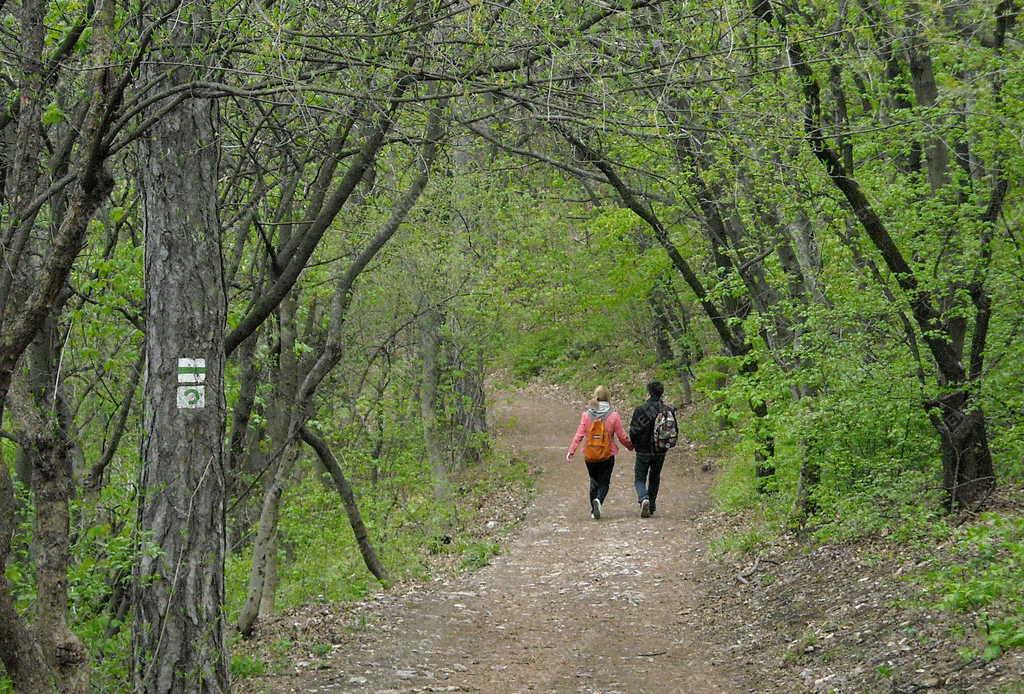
[585,456,615,504]
[634,452,665,507]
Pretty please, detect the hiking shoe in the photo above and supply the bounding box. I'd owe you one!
[640,498,651,518]
[649,501,656,516]
[591,498,602,520]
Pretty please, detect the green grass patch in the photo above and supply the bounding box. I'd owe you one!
[918,513,1024,661]
[458,539,502,570]
[711,526,772,556]
[230,653,267,678]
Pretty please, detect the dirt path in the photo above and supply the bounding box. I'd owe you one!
[260,389,744,693]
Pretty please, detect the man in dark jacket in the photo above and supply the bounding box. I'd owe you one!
[629,381,667,518]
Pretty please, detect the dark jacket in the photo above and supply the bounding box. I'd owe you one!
[629,397,663,455]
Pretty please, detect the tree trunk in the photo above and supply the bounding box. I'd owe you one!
[649,291,675,364]
[0,461,51,694]
[132,2,228,688]
[785,210,828,306]
[0,0,45,320]
[226,331,261,498]
[419,307,447,498]
[260,287,298,620]
[258,536,279,620]
[299,427,389,584]
[0,422,51,694]
[238,278,299,634]
[793,457,821,523]
[448,321,488,467]
[677,370,692,407]
[906,2,951,192]
[25,320,89,694]
[236,446,297,638]
[929,392,996,510]
[747,391,776,482]
[660,288,696,404]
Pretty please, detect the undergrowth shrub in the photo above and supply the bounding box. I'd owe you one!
[224,438,533,622]
[919,514,1024,661]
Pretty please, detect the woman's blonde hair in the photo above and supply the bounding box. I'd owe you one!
[589,385,611,409]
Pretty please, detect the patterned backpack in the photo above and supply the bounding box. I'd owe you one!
[653,404,678,453]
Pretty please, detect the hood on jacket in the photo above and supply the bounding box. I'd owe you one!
[586,401,613,420]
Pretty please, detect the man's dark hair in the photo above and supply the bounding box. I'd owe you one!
[647,381,664,400]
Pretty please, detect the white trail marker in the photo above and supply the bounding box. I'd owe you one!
[177,358,206,409]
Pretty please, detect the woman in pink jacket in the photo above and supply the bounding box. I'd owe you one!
[566,385,633,519]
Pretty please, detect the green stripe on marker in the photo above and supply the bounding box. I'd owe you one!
[177,358,207,384]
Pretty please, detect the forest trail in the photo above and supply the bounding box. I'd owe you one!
[261,388,743,693]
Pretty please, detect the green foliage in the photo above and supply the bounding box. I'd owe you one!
[3,482,35,609]
[507,325,573,381]
[227,475,379,615]
[3,0,1022,685]
[229,653,267,678]
[711,526,771,557]
[41,101,64,126]
[457,539,501,570]
[471,169,666,387]
[0,472,149,689]
[919,514,1024,660]
[225,438,532,620]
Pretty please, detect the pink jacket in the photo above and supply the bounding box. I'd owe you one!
[568,405,633,459]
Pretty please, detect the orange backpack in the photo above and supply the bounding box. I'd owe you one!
[583,415,613,462]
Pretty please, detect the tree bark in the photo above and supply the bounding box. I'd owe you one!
[237,287,299,636]
[457,347,489,465]
[24,319,89,694]
[0,0,46,320]
[419,306,448,498]
[792,443,821,522]
[929,392,996,509]
[260,286,299,621]
[446,316,488,468]
[657,283,696,404]
[299,426,388,584]
[680,368,693,407]
[906,2,951,192]
[235,445,294,638]
[225,331,261,494]
[132,2,229,689]
[257,536,279,621]
[649,291,675,364]
[0,456,51,694]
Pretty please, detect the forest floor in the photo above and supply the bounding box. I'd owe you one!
[240,385,1023,693]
